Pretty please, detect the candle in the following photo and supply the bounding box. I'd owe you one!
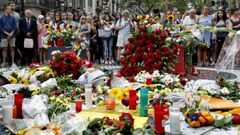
[85,84,93,108]
[75,101,82,112]
[140,88,149,117]
[169,106,181,134]
[12,105,17,119]
[129,90,137,110]
[154,104,165,134]
[2,105,13,125]
[146,78,152,85]
[105,96,116,110]
[14,93,23,118]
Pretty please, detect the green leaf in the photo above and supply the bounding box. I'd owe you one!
[181,107,187,115]
[133,128,143,135]
[188,109,196,114]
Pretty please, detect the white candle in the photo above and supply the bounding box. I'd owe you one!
[169,111,181,134]
[85,84,93,108]
[2,105,13,125]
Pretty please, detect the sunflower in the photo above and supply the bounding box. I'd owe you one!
[137,15,143,20]
[110,88,121,97]
[9,77,17,84]
[19,77,29,85]
[167,15,174,22]
[67,24,73,30]
[44,24,51,30]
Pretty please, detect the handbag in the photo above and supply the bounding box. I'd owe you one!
[98,26,112,38]
[24,38,34,48]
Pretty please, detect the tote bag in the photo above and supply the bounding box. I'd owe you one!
[24,38,34,48]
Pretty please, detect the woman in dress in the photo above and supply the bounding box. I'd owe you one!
[37,15,47,65]
[80,16,91,60]
[211,10,232,66]
[197,5,213,67]
[87,15,98,62]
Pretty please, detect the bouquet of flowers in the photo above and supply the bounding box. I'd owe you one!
[120,17,180,77]
[49,50,82,77]
[43,24,80,48]
[48,96,70,120]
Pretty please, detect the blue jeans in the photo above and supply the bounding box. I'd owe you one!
[101,36,113,60]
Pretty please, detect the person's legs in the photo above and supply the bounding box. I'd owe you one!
[211,40,218,65]
[1,39,8,66]
[39,48,43,64]
[102,38,108,61]
[43,49,46,64]
[197,47,202,66]
[108,36,113,60]
[203,47,208,66]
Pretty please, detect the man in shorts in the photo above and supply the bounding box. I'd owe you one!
[0,5,17,67]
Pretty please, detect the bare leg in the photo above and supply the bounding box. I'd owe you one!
[43,49,46,64]
[39,48,43,64]
[203,47,208,66]
[2,48,7,65]
[86,48,90,61]
[10,47,15,64]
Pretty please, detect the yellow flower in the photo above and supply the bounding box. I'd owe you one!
[9,77,17,84]
[67,24,73,30]
[122,87,132,97]
[137,15,143,20]
[154,16,159,20]
[145,15,150,20]
[98,100,104,106]
[110,88,121,97]
[19,77,29,85]
[167,15,174,22]
[148,91,154,99]
[185,30,193,33]
[115,91,124,102]
[44,24,51,30]
[49,96,55,101]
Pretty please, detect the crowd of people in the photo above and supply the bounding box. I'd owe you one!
[0,1,240,68]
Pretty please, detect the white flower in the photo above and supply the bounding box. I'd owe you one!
[166,37,171,41]
[152,70,160,78]
[220,87,230,95]
[153,94,160,99]
[51,50,61,55]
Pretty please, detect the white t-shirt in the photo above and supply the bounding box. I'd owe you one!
[183,15,197,25]
[116,18,132,36]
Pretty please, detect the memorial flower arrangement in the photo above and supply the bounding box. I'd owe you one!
[48,96,70,120]
[43,24,80,48]
[120,17,180,77]
[7,71,30,85]
[49,50,82,76]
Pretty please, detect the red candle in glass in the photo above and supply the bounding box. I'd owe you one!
[154,104,165,134]
[146,78,152,85]
[12,105,17,119]
[75,101,82,112]
[14,93,24,118]
[129,90,137,110]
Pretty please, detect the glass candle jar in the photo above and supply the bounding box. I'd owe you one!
[140,88,149,117]
[169,106,181,134]
[105,96,116,110]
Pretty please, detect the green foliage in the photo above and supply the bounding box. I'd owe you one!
[17,87,32,98]
[214,116,232,129]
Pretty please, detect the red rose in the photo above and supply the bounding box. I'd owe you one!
[103,117,114,126]
[158,41,165,46]
[117,120,125,130]
[64,23,67,28]
[160,33,167,39]
[128,38,134,43]
[119,113,134,126]
[232,114,240,124]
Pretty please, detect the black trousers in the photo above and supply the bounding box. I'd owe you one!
[22,48,34,66]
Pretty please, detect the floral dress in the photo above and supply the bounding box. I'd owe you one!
[38,23,47,48]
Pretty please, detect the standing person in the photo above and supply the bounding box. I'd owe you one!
[9,1,21,65]
[37,15,47,65]
[172,8,180,24]
[19,9,37,66]
[48,10,55,25]
[0,5,16,67]
[100,14,115,64]
[230,9,240,31]
[113,12,122,61]
[87,15,98,62]
[67,12,78,30]
[115,10,132,62]
[183,9,198,25]
[61,12,67,23]
[211,10,232,66]
[52,12,64,30]
[197,5,213,67]
[79,16,91,60]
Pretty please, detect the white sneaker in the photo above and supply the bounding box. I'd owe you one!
[105,60,108,65]
[1,63,7,67]
[108,60,112,65]
[11,63,17,68]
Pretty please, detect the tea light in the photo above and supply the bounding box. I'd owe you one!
[2,105,13,125]
[105,96,116,110]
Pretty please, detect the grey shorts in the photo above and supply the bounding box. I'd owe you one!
[1,38,16,48]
